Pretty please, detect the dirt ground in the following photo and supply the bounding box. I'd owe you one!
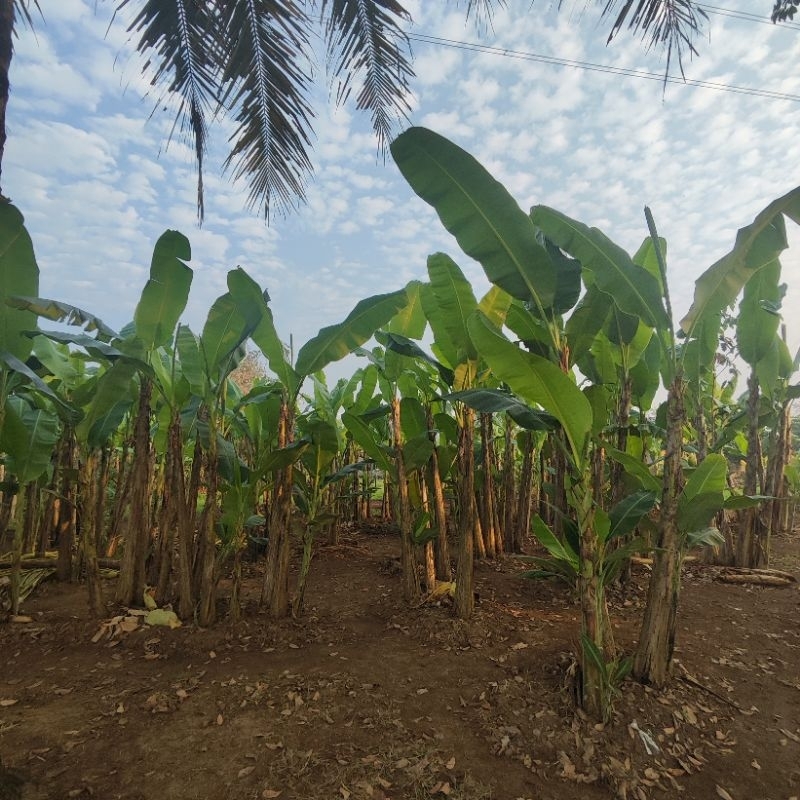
[1,530,799,800]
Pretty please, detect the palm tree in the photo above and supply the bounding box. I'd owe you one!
[0,0,38,199]
[0,1,761,219]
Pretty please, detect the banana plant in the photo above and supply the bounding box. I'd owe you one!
[632,189,800,687]
[290,413,343,616]
[342,342,433,603]
[0,203,87,614]
[731,261,791,567]
[392,126,666,719]
[12,231,195,613]
[245,281,410,617]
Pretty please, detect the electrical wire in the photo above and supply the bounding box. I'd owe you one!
[698,3,800,30]
[407,31,800,103]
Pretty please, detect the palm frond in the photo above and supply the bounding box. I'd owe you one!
[120,0,221,220]
[217,0,315,220]
[322,0,413,151]
[442,0,507,29]
[601,0,707,78]
[14,0,42,30]
[772,1,800,22]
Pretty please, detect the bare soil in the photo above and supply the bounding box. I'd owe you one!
[1,531,799,800]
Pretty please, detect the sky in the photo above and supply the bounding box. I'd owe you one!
[5,0,800,386]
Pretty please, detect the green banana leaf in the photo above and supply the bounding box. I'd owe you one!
[605,447,661,493]
[608,490,658,540]
[176,325,205,398]
[341,410,395,477]
[677,454,727,533]
[1,394,60,484]
[380,332,454,387]
[200,291,255,384]
[442,388,557,431]
[31,336,80,387]
[295,289,408,378]
[403,433,436,473]
[530,515,579,570]
[427,253,478,363]
[467,312,591,464]
[7,296,117,340]
[0,204,39,361]
[387,280,427,339]
[478,285,513,329]
[420,281,459,369]
[0,351,82,426]
[391,126,556,309]
[133,230,193,351]
[76,360,138,448]
[737,261,783,367]
[723,493,771,510]
[531,205,667,330]
[680,186,800,336]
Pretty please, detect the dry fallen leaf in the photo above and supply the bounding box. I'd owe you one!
[261,789,282,798]
[445,757,456,770]
[0,699,18,707]
[715,785,735,800]
[237,766,255,779]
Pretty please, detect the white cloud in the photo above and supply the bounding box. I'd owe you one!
[2,0,799,378]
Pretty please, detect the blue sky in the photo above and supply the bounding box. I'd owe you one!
[6,1,800,383]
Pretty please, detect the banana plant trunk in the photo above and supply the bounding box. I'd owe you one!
[479,413,499,558]
[56,433,77,582]
[514,432,535,553]
[425,407,450,580]
[501,416,516,553]
[116,378,153,607]
[634,372,685,688]
[392,398,420,603]
[9,483,26,615]
[765,396,791,549]
[81,450,107,617]
[735,370,765,567]
[573,476,610,721]
[261,400,294,618]
[454,406,476,619]
[167,415,194,619]
[197,414,219,627]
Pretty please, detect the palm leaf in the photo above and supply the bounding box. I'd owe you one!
[217,0,314,219]
[121,0,220,219]
[603,0,708,78]
[323,0,413,149]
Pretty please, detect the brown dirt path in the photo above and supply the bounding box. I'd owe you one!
[1,532,799,800]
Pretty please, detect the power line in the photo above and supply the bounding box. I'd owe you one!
[407,32,800,103]
[698,3,800,30]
